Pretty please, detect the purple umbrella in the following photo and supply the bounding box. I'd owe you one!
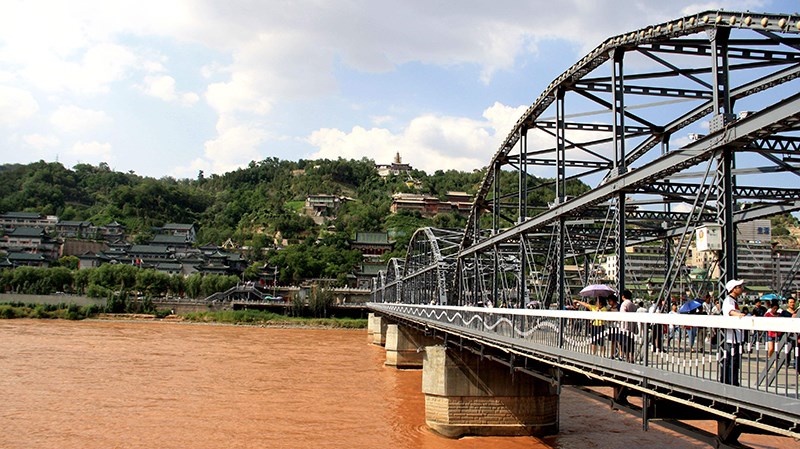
[579,284,616,298]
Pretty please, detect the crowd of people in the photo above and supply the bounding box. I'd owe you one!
[570,280,798,386]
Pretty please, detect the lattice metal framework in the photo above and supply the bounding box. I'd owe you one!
[374,10,800,308]
[394,228,462,305]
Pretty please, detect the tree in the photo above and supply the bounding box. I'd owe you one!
[45,267,74,293]
[58,255,80,270]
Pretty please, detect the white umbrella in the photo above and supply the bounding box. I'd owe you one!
[579,284,616,298]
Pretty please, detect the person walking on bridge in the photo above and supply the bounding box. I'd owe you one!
[721,279,747,386]
[575,297,608,356]
[618,290,638,363]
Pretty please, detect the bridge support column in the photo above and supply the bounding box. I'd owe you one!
[367,313,375,343]
[422,345,559,438]
[385,325,437,368]
[369,314,388,346]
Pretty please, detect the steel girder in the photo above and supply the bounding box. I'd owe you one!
[372,11,800,309]
[456,10,800,307]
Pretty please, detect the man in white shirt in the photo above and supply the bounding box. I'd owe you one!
[721,279,747,386]
[619,290,637,362]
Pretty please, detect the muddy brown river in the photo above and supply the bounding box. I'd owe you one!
[0,320,794,448]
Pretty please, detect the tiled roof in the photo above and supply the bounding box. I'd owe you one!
[1,212,43,219]
[57,220,93,226]
[354,232,390,244]
[152,234,188,244]
[162,223,195,230]
[8,227,46,237]
[8,252,46,261]
[128,245,171,254]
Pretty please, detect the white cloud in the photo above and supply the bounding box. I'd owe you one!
[70,141,113,162]
[0,0,774,178]
[23,134,60,149]
[50,106,112,133]
[17,43,140,95]
[139,75,199,105]
[307,102,528,173]
[0,85,38,126]
[189,117,270,174]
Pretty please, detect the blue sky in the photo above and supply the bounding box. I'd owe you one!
[0,0,779,179]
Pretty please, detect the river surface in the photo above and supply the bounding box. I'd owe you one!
[0,319,795,449]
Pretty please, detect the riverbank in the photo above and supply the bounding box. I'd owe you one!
[0,301,367,328]
[103,310,367,328]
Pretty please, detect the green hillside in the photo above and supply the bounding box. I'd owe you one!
[0,158,597,284]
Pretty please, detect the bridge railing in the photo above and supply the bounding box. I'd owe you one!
[369,303,800,415]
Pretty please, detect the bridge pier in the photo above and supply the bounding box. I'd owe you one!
[385,324,437,368]
[367,313,388,346]
[422,345,559,438]
[367,313,375,343]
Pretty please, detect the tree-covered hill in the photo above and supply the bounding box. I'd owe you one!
[0,158,492,256]
[4,158,798,289]
[4,158,797,261]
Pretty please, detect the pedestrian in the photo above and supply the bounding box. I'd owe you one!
[576,297,609,355]
[721,279,747,386]
[649,298,664,352]
[752,299,767,317]
[764,299,781,359]
[619,290,637,362]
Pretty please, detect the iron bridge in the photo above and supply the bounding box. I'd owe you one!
[370,9,800,446]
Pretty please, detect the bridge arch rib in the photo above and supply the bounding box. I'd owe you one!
[456,10,800,307]
[398,227,463,305]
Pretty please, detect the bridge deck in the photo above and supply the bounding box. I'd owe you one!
[369,303,800,440]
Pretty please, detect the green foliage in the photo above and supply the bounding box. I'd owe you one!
[57,256,80,270]
[0,302,102,320]
[772,213,800,239]
[0,157,598,289]
[181,308,367,328]
[289,293,305,317]
[308,286,334,318]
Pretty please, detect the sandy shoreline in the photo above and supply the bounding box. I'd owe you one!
[86,313,366,329]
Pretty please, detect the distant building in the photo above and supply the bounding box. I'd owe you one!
[355,262,385,290]
[0,227,59,260]
[151,234,193,254]
[5,251,49,268]
[445,191,474,215]
[0,212,57,231]
[303,194,350,224]
[99,221,126,242]
[390,191,473,217]
[159,223,197,243]
[390,193,441,215]
[376,152,412,178]
[56,220,96,239]
[61,239,109,259]
[351,232,394,259]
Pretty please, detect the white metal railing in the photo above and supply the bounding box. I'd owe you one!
[369,302,800,406]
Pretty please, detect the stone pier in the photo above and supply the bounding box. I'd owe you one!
[422,345,559,438]
[384,324,438,368]
[366,313,376,343]
[367,313,388,346]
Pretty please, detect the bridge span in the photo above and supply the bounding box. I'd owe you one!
[368,303,799,446]
[369,8,800,447]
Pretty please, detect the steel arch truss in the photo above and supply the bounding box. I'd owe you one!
[375,228,463,305]
[459,10,800,307]
[372,10,800,308]
[376,257,404,303]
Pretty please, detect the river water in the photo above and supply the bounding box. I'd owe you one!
[0,320,794,449]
